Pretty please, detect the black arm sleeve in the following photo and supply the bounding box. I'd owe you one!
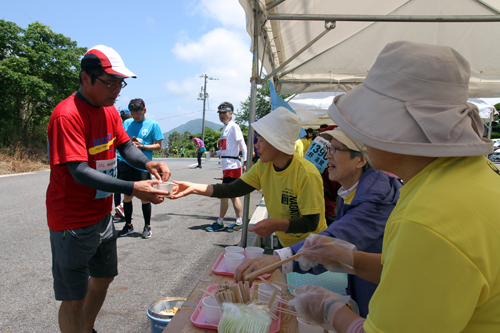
[67,161,135,196]
[287,214,320,234]
[211,178,256,198]
[117,141,151,170]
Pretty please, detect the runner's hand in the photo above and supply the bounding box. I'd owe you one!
[146,161,170,182]
[131,180,169,204]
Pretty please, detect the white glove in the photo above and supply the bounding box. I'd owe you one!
[289,285,350,331]
[297,234,357,274]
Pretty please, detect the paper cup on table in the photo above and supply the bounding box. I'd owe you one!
[202,296,222,325]
[224,252,245,272]
[245,246,264,258]
[297,317,325,333]
[225,246,244,255]
[258,283,282,314]
[156,182,178,198]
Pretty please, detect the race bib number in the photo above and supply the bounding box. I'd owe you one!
[304,136,329,173]
[219,138,227,150]
[95,157,117,199]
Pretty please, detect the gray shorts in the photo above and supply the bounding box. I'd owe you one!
[50,214,118,301]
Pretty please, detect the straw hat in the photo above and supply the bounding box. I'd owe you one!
[251,107,301,155]
[327,41,493,157]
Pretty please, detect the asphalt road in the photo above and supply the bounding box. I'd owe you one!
[0,158,262,333]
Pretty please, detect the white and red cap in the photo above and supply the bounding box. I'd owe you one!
[81,45,136,78]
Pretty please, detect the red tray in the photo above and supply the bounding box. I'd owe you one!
[212,252,271,279]
[190,284,281,332]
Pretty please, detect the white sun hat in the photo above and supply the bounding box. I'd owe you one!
[251,107,302,155]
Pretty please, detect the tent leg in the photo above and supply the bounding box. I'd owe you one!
[240,0,261,248]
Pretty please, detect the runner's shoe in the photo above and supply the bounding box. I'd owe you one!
[226,223,243,231]
[115,204,125,218]
[206,222,225,232]
[118,224,134,237]
[113,214,122,221]
[195,165,202,169]
[142,226,152,239]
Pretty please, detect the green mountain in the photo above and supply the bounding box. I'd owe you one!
[163,119,222,138]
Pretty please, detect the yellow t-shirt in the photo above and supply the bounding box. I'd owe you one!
[241,154,327,247]
[300,137,312,156]
[295,139,304,157]
[365,156,500,332]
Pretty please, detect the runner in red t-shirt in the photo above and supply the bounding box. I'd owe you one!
[46,45,171,333]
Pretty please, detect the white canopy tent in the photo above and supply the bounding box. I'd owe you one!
[239,0,500,96]
[237,0,500,246]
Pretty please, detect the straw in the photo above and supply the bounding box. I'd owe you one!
[238,281,247,303]
[258,290,289,305]
[258,276,287,297]
[252,284,259,301]
[267,290,279,309]
[198,288,216,298]
[244,281,251,302]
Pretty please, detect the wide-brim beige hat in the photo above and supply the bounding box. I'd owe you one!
[327,40,493,157]
[251,107,301,155]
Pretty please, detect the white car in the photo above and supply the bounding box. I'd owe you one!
[489,152,500,162]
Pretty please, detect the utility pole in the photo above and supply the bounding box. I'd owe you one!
[197,74,217,142]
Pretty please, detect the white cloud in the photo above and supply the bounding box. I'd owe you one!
[168,27,252,110]
[194,0,247,29]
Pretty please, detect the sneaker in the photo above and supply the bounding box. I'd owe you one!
[227,223,243,231]
[142,226,152,239]
[195,165,202,169]
[113,213,122,221]
[206,222,225,232]
[118,224,134,237]
[115,204,125,218]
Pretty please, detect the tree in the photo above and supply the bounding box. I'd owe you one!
[0,20,86,145]
[234,80,291,126]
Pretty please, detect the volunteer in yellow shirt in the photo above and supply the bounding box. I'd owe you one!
[290,41,500,332]
[169,107,327,248]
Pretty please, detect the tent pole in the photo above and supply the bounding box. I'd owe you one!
[267,13,500,22]
[240,0,261,248]
[266,0,287,11]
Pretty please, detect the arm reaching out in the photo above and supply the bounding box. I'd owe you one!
[168,181,213,199]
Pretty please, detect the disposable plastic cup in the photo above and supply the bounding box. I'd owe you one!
[245,246,264,258]
[202,297,222,325]
[297,317,325,333]
[205,151,211,159]
[258,283,282,314]
[156,182,178,198]
[225,246,244,255]
[224,252,245,272]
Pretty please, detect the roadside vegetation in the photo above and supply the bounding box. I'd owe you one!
[0,19,85,175]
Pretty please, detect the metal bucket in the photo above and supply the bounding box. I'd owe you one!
[147,297,186,333]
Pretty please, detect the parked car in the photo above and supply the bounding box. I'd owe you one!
[489,152,500,162]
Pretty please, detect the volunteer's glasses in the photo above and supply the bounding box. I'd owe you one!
[323,142,351,155]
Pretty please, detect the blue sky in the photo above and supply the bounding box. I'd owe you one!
[1,0,253,133]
